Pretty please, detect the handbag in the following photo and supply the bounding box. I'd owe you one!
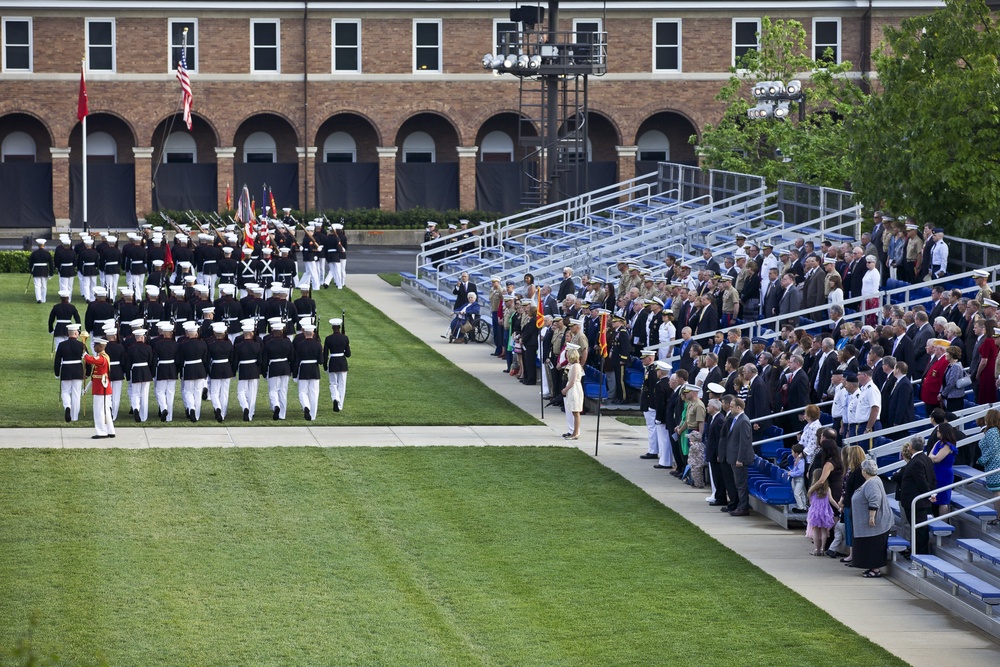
[460,321,473,334]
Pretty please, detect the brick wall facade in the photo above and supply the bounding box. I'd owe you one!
[0,3,927,225]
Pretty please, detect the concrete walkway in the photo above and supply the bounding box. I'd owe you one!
[2,274,998,665]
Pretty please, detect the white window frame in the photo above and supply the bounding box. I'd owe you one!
[402,131,436,163]
[812,17,841,65]
[493,18,518,57]
[573,18,603,41]
[732,18,761,68]
[244,131,277,163]
[331,19,361,73]
[324,132,357,163]
[652,19,682,73]
[2,17,32,73]
[251,18,280,74]
[168,18,197,73]
[412,19,442,74]
[86,18,116,73]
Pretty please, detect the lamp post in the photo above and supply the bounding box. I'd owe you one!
[748,79,806,121]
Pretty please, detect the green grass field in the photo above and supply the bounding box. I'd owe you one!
[0,447,906,667]
[0,275,533,427]
[378,272,403,287]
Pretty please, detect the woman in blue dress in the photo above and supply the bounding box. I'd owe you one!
[928,422,958,517]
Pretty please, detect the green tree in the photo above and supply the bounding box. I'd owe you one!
[847,0,1000,240]
[693,17,864,188]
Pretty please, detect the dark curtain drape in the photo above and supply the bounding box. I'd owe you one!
[0,163,54,228]
[153,163,218,212]
[395,163,459,211]
[315,163,379,210]
[70,163,136,229]
[553,161,617,200]
[233,163,299,211]
[475,162,521,215]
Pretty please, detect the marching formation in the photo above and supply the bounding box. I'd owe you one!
[43,214,354,437]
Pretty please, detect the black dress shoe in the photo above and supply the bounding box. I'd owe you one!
[729,509,750,516]
[215,408,223,423]
[188,410,197,423]
[721,506,735,512]
[333,400,340,412]
[639,453,658,460]
[243,407,250,422]
[65,407,71,423]
[107,434,115,438]
[653,464,671,469]
[91,434,108,440]
[134,410,141,423]
[202,388,209,401]
[128,408,134,415]
[304,407,311,421]
[708,501,728,506]
[791,508,807,514]
[160,409,167,422]
[273,406,281,420]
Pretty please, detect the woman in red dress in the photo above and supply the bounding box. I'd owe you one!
[977,319,999,406]
[83,338,116,439]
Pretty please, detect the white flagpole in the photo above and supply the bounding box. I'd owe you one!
[81,57,88,232]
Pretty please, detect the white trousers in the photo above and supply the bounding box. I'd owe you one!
[102,273,119,299]
[565,404,576,435]
[182,378,207,419]
[237,379,259,419]
[60,379,82,421]
[33,276,48,302]
[210,377,231,418]
[109,380,123,420]
[155,379,176,421]
[92,393,116,437]
[128,381,150,421]
[268,375,289,418]
[656,425,674,467]
[328,372,347,407]
[58,276,74,298]
[643,409,659,455]
[304,262,322,291]
[80,275,96,302]
[199,273,217,301]
[53,335,68,351]
[323,261,338,286]
[297,378,320,417]
[336,259,346,288]
[126,273,146,296]
[541,363,551,396]
[318,259,327,285]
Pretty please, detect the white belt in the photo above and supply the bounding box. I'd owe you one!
[56,319,71,323]
[299,359,317,364]
[211,359,230,364]
[104,262,119,267]
[269,357,288,363]
[329,353,345,358]
[131,362,148,367]
[157,360,175,365]
[32,263,48,267]
[61,360,82,365]
[108,361,120,366]
[238,359,258,365]
[83,262,96,266]
[60,263,74,267]
[183,360,204,365]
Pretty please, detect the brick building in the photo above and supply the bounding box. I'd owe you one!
[0,0,939,230]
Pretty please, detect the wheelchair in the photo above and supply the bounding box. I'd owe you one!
[445,313,491,344]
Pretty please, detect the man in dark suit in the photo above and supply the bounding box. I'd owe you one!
[520,305,539,386]
[894,438,937,556]
[884,361,915,430]
[743,364,771,440]
[727,398,755,516]
[879,356,897,404]
[845,247,866,300]
[802,257,825,315]
[704,399,729,508]
[539,285,559,316]
[761,267,783,319]
[701,353,723,401]
[887,322,915,375]
[695,294,719,344]
[556,267,576,302]
[928,286,947,322]
[723,357,740,395]
[781,354,810,440]
[452,272,477,310]
[809,338,837,401]
[708,331,733,371]
[701,248,721,276]
[911,311,935,377]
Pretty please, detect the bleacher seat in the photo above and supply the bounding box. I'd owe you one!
[912,555,1000,607]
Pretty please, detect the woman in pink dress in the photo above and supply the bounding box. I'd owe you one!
[977,319,999,405]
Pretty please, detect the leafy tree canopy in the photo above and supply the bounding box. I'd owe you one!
[847,0,1000,240]
[693,17,864,189]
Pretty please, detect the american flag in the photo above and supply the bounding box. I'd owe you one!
[176,34,193,131]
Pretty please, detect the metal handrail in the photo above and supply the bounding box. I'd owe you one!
[911,464,1000,551]
[878,431,984,476]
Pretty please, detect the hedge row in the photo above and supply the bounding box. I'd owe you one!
[145,207,504,231]
[0,251,30,273]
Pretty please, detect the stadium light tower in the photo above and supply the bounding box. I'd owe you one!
[748,79,806,122]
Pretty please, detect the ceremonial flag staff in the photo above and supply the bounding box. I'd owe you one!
[78,58,89,232]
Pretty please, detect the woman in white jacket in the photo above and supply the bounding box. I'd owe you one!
[861,256,881,326]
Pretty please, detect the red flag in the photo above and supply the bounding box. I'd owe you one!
[251,197,256,217]
[163,242,174,273]
[225,184,232,211]
[77,62,89,121]
[269,188,278,221]
[598,312,609,358]
[535,288,545,329]
[236,185,256,251]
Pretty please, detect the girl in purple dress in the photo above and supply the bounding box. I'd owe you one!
[806,469,841,556]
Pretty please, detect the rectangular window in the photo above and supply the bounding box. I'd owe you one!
[652,20,681,72]
[573,18,602,45]
[732,19,760,67]
[169,19,197,72]
[2,18,31,72]
[251,19,280,73]
[332,20,361,73]
[813,18,841,65]
[494,19,518,56]
[413,20,441,72]
[86,18,115,72]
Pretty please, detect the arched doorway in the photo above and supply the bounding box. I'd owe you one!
[474,112,537,214]
[314,112,380,210]
[0,113,55,227]
[394,113,460,211]
[68,112,137,228]
[552,111,620,199]
[150,114,219,212]
[635,112,698,175]
[233,113,300,211]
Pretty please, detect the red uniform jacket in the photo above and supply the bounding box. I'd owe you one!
[920,354,949,405]
[83,352,113,396]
